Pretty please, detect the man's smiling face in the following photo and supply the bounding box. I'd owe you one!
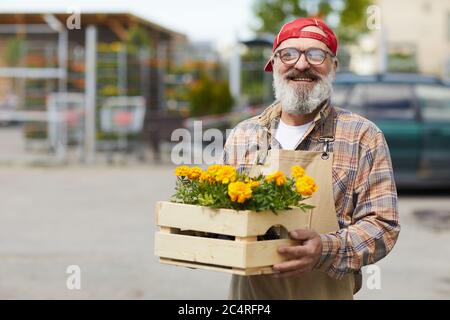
[273,26,336,87]
[272,26,338,115]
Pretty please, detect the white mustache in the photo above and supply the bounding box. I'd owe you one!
[273,71,334,115]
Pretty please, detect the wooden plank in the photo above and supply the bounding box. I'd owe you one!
[156,201,311,237]
[155,232,247,268]
[160,258,275,276]
[244,239,300,268]
[156,201,249,236]
[155,233,300,270]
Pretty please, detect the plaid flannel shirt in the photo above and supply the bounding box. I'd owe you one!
[222,101,400,280]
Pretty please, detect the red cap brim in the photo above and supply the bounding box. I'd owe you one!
[264,59,273,72]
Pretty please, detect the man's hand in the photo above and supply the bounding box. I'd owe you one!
[273,229,323,277]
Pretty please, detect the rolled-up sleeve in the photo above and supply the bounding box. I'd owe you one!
[315,131,400,279]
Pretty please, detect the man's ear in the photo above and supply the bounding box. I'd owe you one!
[334,57,339,71]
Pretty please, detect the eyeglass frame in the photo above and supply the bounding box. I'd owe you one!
[270,47,335,67]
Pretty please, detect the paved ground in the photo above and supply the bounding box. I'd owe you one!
[1,164,450,299]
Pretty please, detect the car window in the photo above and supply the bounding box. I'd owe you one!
[416,85,450,121]
[365,84,415,120]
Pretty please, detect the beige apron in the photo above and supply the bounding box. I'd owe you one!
[229,108,358,300]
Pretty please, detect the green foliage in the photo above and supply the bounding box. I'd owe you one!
[5,38,24,66]
[187,74,234,116]
[171,166,315,214]
[252,0,373,45]
[126,26,151,49]
[253,0,308,34]
[338,0,372,43]
[241,47,271,105]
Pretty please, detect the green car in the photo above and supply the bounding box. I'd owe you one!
[333,73,450,189]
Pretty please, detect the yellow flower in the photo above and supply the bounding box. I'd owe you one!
[295,175,318,197]
[265,171,286,186]
[215,165,237,184]
[175,165,190,177]
[291,166,305,179]
[249,180,261,188]
[206,164,222,176]
[187,166,203,180]
[199,171,215,183]
[243,177,260,188]
[228,181,252,203]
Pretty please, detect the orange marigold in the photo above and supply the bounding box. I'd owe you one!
[265,170,286,186]
[291,165,305,179]
[175,165,190,177]
[215,165,237,184]
[295,175,318,197]
[228,181,252,203]
[199,171,215,183]
[187,166,203,180]
[206,164,222,176]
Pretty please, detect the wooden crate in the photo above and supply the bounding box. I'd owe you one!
[154,201,312,275]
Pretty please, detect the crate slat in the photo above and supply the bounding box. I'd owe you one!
[156,232,299,269]
[156,201,311,237]
[159,258,275,276]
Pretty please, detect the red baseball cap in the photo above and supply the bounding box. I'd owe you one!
[264,17,338,72]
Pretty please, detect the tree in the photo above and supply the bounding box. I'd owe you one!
[252,0,372,44]
[188,73,234,117]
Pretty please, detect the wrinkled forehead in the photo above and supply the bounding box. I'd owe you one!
[277,26,329,51]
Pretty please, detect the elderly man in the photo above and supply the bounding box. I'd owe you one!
[223,17,400,300]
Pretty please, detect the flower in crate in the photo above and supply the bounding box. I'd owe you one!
[265,171,286,186]
[175,165,190,177]
[206,164,222,176]
[228,181,253,203]
[199,171,215,183]
[187,166,203,180]
[214,165,237,184]
[171,164,317,213]
[246,178,261,189]
[295,175,318,197]
[291,165,305,179]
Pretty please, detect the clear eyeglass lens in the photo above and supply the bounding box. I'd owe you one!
[306,49,326,64]
[279,48,300,63]
[278,48,327,65]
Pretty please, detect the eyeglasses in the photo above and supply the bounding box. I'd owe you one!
[272,47,334,67]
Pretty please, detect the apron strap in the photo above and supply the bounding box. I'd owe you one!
[295,102,337,160]
[318,104,336,160]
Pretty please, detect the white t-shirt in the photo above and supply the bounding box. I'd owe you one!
[274,119,313,150]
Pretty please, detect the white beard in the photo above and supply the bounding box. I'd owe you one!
[273,70,335,115]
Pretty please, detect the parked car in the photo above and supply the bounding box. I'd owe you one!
[332,73,450,189]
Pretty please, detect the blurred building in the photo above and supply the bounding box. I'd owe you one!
[0,12,187,144]
[351,0,450,79]
[165,40,223,114]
